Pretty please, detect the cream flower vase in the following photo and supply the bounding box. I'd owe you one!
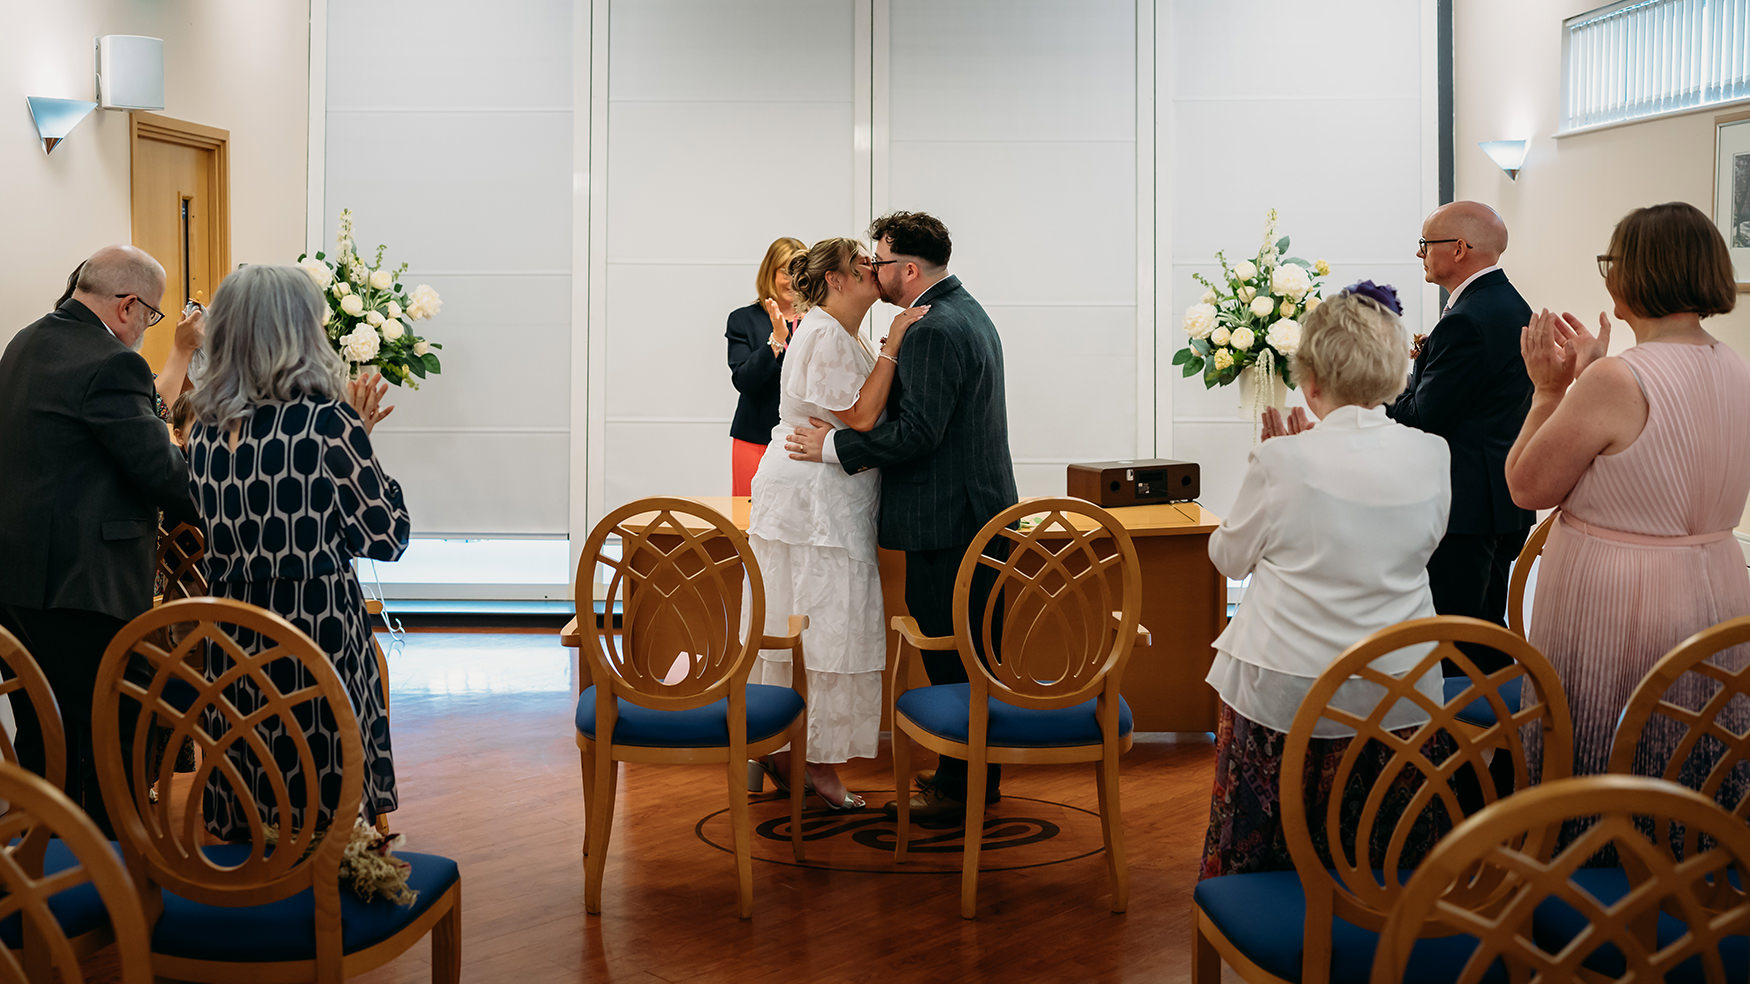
[1236,363,1288,420]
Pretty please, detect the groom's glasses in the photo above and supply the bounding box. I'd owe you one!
[868,259,900,269]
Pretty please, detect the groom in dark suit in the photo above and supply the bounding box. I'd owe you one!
[788,211,1018,820]
[0,245,198,833]
[1388,201,1536,672]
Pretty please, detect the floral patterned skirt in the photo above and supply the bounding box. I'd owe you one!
[1199,702,1451,881]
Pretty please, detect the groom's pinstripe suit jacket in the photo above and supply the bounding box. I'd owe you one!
[834,275,1018,552]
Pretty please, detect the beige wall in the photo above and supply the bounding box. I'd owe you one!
[1455,0,1750,542]
[3,1,309,343]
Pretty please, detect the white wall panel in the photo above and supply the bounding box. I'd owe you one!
[1171,0,1420,101]
[326,0,572,109]
[602,263,748,422]
[367,433,570,535]
[604,421,730,506]
[608,0,854,102]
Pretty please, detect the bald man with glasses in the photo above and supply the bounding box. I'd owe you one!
[1389,201,1536,674]
[0,244,197,834]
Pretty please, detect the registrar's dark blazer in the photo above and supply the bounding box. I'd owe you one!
[834,276,1019,551]
[1386,269,1536,536]
[726,302,784,444]
[0,300,197,621]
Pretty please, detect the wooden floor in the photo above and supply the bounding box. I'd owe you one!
[90,627,1227,983]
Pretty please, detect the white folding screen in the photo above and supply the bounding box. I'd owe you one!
[325,0,575,536]
[1165,0,1437,519]
[885,0,1142,495]
[598,0,861,509]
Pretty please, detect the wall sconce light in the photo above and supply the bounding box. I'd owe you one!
[1478,139,1529,180]
[25,96,98,154]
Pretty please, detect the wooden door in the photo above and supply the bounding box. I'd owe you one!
[130,112,230,374]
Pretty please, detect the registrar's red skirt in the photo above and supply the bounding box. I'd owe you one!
[731,438,767,497]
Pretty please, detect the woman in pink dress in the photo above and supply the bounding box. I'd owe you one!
[1507,202,1750,792]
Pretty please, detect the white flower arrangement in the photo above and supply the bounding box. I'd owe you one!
[298,209,443,387]
[1174,209,1330,389]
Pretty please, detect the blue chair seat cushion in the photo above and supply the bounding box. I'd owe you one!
[151,847,459,963]
[1443,676,1523,729]
[1195,870,1507,983]
[894,683,1131,748]
[0,837,117,947]
[1532,865,1748,982]
[574,684,804,748]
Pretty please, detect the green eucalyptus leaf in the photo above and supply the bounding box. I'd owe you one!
[1172,348,1192,366]
[423,353,442,373]
[1275,236,1290,253]
[1182,356,1204,377]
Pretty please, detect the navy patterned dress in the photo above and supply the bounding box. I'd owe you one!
[186,396,409,839]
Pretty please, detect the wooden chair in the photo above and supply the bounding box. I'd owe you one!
[1193,616,1574,984]
[1372,775,1750,984]
[155,522,209,602]
[889,497,1144,919]
[91,598,461,982]
[0,763,153,984]
[1505,511,1555,638]
[574,497,808,918]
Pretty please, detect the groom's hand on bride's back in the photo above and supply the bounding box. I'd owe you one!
[787,417,832,461]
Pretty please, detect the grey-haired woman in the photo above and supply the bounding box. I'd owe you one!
[185,264,408,839]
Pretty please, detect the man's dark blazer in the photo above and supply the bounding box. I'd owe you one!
[0,300,197,621]
[1386,269,1536,536]
[834,276,1018,551]
[726,302,785,444]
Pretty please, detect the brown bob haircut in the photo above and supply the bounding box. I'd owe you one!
[1605,202,1737,319]
[754,236,807,305]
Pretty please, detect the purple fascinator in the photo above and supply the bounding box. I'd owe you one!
[1340,280,1403,315]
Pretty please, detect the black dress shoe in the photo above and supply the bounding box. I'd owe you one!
[883,785,968,822]
[914,770,1000,805]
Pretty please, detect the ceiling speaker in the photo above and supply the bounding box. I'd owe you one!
[96,35,165,111]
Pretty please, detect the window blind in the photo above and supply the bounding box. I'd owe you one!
[1563,0,1750,131]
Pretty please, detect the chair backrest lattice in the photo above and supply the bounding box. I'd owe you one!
[1371,776,1750,984]
[92,598,362,911]
[955,498,1141,710]
[1506,512,1554,637]
[0,626,64,787]
[1610,615,1750,886]
[1282,616,1574,935]
[155,522,208,602]
[0,763,152,984]
[577,497,761,709]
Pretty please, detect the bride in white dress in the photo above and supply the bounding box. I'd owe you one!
[746,237,927,810]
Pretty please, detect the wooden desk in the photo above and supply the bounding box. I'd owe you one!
[561,496,1225,733]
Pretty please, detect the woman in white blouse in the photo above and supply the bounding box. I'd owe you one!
[744,238,927,810]
[1198,284,1451,879]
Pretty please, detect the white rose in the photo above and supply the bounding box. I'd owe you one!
[1304,296,1321,313]
[369,269,394,290]
[1270,263,1313,301]
[1279,300,1296,318]
[407,284,443,321]
[299,258,333,289]
[413,340,430,356]
[1233,260,1258,281]
[1212,348,1234,370]
[1210,326,1231,347]
[365,310,385,326]
[1200,289,1216,305]
[340,294,365,317]
[381,319,405,341]
[387,301,403,319]
[1238,286,1256,302]
[1230,326,1256,351]
[1182,303,1218,339]
[1267,318,1303,356]
[333,281,351,297]
[1249,295,1275,318]
[339,324,380,362]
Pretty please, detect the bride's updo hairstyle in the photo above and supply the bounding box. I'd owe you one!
[1293,283,1410,408]
[786,237,867,309]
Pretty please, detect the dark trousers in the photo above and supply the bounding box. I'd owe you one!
[1427,527,1531,674]
[904,541,1003,801]
[0,605,136,838]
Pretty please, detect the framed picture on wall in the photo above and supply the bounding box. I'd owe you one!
[1717,109,1750,291]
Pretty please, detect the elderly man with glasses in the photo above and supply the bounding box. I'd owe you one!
[0,244,198,835]
[1388,201,1536,675]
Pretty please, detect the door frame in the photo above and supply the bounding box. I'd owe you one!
[129,111,232,296]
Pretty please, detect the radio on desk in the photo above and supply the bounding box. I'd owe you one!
[1066,459,1199,507]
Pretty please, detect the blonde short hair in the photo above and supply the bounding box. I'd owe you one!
[754,237,806,305]
[1292,291,1410,407]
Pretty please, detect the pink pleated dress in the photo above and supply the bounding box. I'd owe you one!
[1528,340,1750,783]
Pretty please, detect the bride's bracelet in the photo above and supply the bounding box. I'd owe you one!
[879,353,898,365]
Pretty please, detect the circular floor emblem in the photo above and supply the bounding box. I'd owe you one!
[695,792,1108,874]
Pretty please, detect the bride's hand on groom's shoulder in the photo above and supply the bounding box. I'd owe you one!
[882,304,930,356]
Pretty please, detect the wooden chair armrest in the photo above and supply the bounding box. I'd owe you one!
[891,615,954,651]
[759,614,809,650]
[1135,622,1151,647]
[559,615,581,648]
